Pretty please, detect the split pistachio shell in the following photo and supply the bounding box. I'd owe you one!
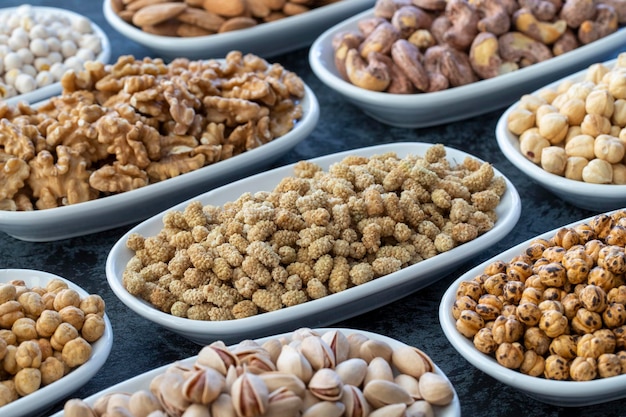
[321,329,350,363]
[181,403,211,417]
[128,389,162,417]
[231,371,269,417]
[342,384,371,417]
[391,346,433,379]
[63,398,97,417]
[210,393,236,417]
[360,339,393,363]
[405,400,435,417]
[335,357,368,386]
[417,372,454,406]
[301,400,346,417]
[308,368,344,401]
[347,332,369,359]
[276,344,313,383]
[394,374,422,400]
[363,379,414,409]
[368,403,407,417]
[258,371,306,398]
[181,367,225,404]
[196,342,239,375]
[364,356,395,385]
[300,335,336,370]
[264,387,303,417]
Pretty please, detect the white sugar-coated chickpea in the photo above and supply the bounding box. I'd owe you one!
[8,31,29,50]
[35,70,54,87]
[7,15,21,30]
[0,60,3,75]
[0,82,16,98]
[46,37,61,52]
[72,16,92,34]
[29,37,49,57]
[48,51,63,64]
[57,27,73,42]
[60,39,77,58]
[4,68,20,86]
[14,72,36,93]
[16,47,34,65]
[20,15,35,31]
[0,44,10,59]
[0,25,9,37]
[28,24,48,39]
[49,62,67,80]
[3,52,22,71]
[79,34,101,55]
[75,48,94,62]
[22,64,37,77]
[33,57,51,71]
[63,56,84,72]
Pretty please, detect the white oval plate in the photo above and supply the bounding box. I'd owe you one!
[496,56,626,212]
[0,269,113,417]
[439,210,626,407]
[309,8,626,128]
[103,0,375,60]
[0,84,319,242]
[1,6,111,106]
[106,142,521,345]
[48,328,461,417]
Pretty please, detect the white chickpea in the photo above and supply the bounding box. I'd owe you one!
[4,68,20,86]
[541,146,568,175]
[3,52,22,71]
[63,56,84,72]
[0,82,15,98]
[564,135,596,160]
[7,15,21,30]
[0,44,11,58]
[28,24,48,39]
[582,159,613,183]
[72,17,92,34]
[49,62,67,80]
[79,34,101,55]
[33,57,51,72]
[35,71,54,87]
[21,64,37,77]
[48,51,63,64]
[75,48,95,62]
[46,37,61,52]
[60,39,77,58]
[613,163,626,184]
[16,47,34,65]
[8,31,28,50]
[594,134,625,163]
[564,156,588,181]
[14,73,36,93]
[29,37,49,57]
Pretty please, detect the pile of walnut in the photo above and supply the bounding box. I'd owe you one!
[0,278,106,406]
[0,51,305,211]
[453,209,626,381]
[62,328,455,417]
[112,0,343,37]
[507,52,626,184]
[122,144,505,321]
[333,0,626,93]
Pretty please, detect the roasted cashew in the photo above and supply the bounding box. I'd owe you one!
[333,31,365,81]
[373,51,416,94]
[345,49,391,92]
[559,0,596,28]
[373,0,413,19]
[391,5,433,38]
[514,7,568,45]
[424,44,477,88]
[519,0,562,21]
[552,29,579,55]
[578,4,619,45]
[359,21,400,58]
[391,39,430,91]
[469,32,519,79]
[442,0,480,51]
[412,0,447,11]
[499,32,553,67]
[469,0,512,35]
[423,46,450,92]
[357,17,388,38]
[600,0,626,23]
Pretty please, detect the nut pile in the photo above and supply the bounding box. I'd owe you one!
[0,4,103,99]
[0,278,106,406]
[62,328,455,417]
[111,0,343,38]
[122,144,506,320]
[333,0,625,93]
[453,209,626,381]
[0,50,305,211]
[507,52,626,184]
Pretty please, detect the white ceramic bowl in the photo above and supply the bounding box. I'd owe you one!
[496,57,626,212]
[309,9,626,128]
[0,84,318,242]
[439,211,626,407]
[102,0,375,60]
[106,142,521,345]
[47,327,461,417]
[0,269,113,417]
[1,6,111,106]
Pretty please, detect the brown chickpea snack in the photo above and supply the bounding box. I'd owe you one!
[0,51,305,211]
[0,278,106,407]
[452,209,626,381]
[122,144,506,320]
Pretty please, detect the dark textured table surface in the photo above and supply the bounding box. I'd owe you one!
[1,1,624,416]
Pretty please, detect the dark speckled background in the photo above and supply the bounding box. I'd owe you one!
[1,1,625,416]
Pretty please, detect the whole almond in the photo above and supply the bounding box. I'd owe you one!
[218,16,257,33]
[184,0,205,6]
[176,7,225,31]
[202,0,247,17]
[261,0,286,9]
[142,19,181,36]
[127,0,169,12]
[132,2,187,26]
[176,22,214,37]
[283,2,309,15]
[246,0,271,18]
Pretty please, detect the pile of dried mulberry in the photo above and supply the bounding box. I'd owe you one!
[122,144,506,320]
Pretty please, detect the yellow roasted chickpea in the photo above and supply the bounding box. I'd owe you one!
[519,128,550,164]
[594,134,625,163]
[541,146,567,175]
[582,158,613,183]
